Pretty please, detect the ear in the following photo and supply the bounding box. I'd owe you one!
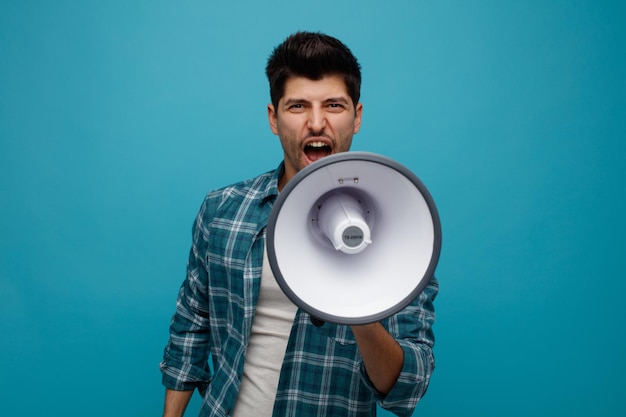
[268,103,279,135]
[353,102,363,134]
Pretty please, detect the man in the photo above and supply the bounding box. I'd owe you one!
[160,31,438,417]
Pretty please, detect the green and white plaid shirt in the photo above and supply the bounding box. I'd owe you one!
[160,163,438,417]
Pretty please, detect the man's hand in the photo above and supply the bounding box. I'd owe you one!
[351,322,404,395]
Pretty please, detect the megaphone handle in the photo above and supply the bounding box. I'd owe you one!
[310,316,325,327]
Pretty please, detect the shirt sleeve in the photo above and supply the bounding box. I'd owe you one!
[160,198,213,392]
[361,276,438,416]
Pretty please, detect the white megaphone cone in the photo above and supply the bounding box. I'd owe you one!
[267,152,441,325]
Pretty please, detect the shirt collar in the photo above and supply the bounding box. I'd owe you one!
[259,161,284,205]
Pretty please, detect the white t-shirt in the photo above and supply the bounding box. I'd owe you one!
[232,245,298,417]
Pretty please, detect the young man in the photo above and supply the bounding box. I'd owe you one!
[160,32,438,417]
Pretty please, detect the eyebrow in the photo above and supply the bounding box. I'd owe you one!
[325,97,351,104]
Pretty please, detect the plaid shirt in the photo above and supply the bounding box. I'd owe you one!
[160,163,438,417]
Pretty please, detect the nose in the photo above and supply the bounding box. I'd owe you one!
[307,106,327,133]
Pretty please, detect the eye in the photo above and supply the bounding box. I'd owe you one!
[288,103,305,112]
[327,102,346,112]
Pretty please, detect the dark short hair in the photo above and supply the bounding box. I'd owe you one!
[265,31,362,109]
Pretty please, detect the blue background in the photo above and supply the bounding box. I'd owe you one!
[1,1,624,415]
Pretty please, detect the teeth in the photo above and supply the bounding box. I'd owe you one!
[307,141,327,148]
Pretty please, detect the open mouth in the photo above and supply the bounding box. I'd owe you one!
[304,141,332,163]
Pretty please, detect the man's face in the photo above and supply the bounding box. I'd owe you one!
[268,75,363,190]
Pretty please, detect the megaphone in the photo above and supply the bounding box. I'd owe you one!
[266,152,441,325]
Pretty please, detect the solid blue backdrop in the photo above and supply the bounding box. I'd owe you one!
[1,1,624,416]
